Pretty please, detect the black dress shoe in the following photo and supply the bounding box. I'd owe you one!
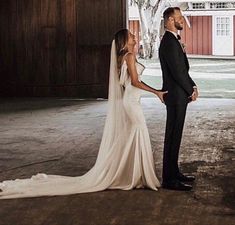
[162,180,193,191]
[177,173,195,182]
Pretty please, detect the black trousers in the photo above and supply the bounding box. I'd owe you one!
[162,104,188,182]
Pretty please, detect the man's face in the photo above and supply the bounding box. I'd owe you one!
[171,10,184,30]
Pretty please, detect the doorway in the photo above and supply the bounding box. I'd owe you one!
[213,15,234,56]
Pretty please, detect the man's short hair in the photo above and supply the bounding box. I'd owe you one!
[163,7,181,23]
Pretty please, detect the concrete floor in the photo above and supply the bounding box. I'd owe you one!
[0,97,234,225]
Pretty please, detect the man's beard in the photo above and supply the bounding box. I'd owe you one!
[174,21,183,30]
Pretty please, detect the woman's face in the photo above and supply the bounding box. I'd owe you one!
[127,32,136,46]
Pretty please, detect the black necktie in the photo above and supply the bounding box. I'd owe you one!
[177,34,181,40]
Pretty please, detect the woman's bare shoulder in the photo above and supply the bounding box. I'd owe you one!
[124,52,135,64]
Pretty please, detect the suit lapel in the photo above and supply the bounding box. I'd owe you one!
[183,53,190,71]
[165,31,189,71]
[165,31,183,52]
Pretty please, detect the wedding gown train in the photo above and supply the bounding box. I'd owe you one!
[0,42,160,199]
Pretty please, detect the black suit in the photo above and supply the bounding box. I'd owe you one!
[159,31,196,182]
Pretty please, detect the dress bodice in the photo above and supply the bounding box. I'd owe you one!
[119,60,145,87]
[135,61,145,76]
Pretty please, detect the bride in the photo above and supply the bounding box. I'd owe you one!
[0,29,167,199]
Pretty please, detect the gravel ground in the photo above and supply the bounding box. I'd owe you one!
[0,97,234,225]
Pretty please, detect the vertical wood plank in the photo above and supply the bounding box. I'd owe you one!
[0,0,127,97]
[198,16,203,54]
[65,0,76,84]
[182,16,212,55]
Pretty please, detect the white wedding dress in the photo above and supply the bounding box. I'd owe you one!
[0,41,160,199]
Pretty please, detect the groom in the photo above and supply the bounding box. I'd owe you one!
[159,7,199,191]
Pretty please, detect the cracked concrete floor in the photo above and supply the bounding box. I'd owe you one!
[0,97,234,225]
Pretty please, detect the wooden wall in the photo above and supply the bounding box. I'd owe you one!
[0,0,127,97]
[181,16,212,55]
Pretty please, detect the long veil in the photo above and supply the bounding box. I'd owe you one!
[96,40,127,163]
[0,40,130,199]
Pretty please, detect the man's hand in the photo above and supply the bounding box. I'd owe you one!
[191,87,199,102]
[193,87,199,98]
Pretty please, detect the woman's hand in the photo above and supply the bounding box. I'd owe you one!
[155,90,168,103]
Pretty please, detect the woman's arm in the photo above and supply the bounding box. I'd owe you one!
[125,53,167,103]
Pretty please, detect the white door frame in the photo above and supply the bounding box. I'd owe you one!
[212,15,234,56]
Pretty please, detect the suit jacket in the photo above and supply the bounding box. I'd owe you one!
[159,31,196,105]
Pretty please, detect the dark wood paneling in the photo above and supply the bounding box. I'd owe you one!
[65,0,77,84]
[181,16,212,55]
[76,0,127,97]
[76,0,126,45]
[0,0,127,97]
